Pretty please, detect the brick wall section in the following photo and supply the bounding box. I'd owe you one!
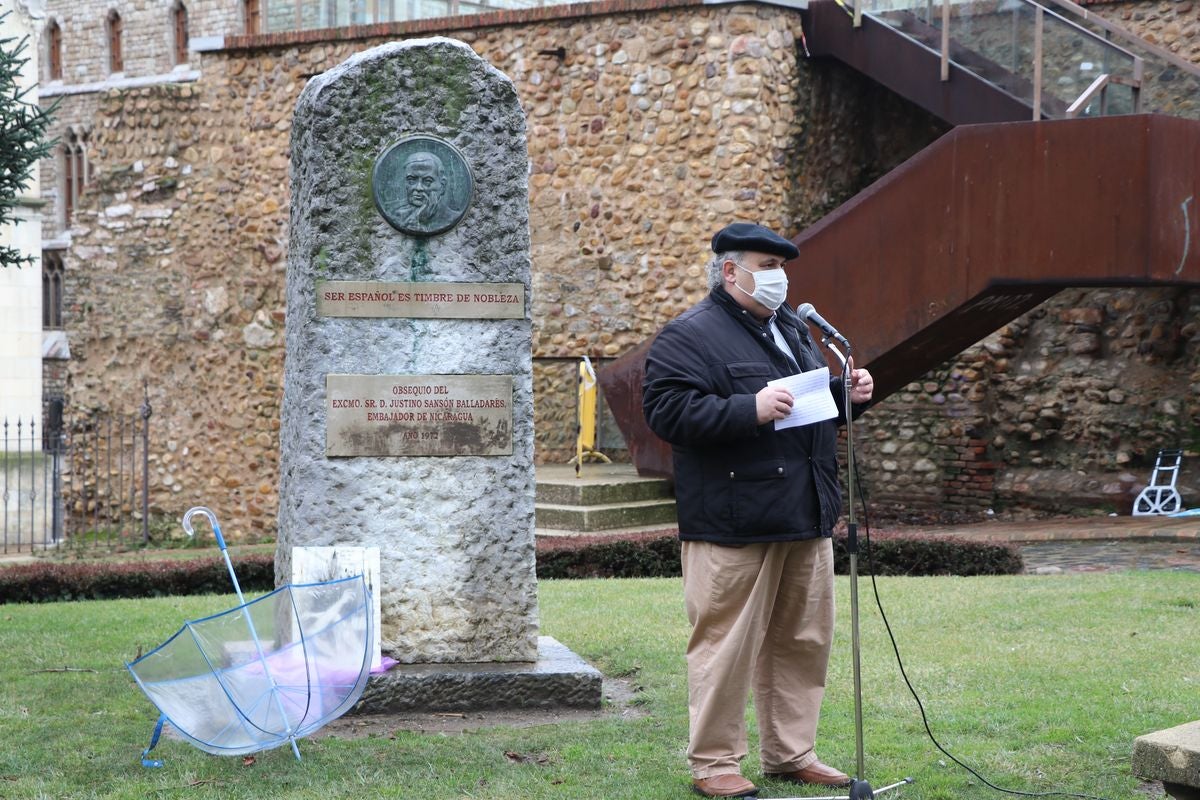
[40,93,101,241]
[40,0,240,239]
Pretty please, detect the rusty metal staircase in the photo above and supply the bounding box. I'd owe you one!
[600,0,1200,478]
[787,113,1200,399]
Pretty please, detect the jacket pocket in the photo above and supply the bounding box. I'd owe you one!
[725,361,771,393]
[728,457,791,534]
[812,452,842,531]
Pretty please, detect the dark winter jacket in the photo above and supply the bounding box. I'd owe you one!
[642,286,861,544]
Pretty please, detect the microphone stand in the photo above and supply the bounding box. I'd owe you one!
[773,333,912,800]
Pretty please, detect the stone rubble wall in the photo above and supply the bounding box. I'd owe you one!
[53,2,943,537]
[60,79,287,536]
[1081,0,1200,119]
[858,287,1200,520]
[42,0,1200,537]
[1090,0,1200,61]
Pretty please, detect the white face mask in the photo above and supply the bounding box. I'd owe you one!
[734,263,788,311]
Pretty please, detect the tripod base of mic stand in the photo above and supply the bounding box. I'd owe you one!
[849,778,874,800]
[768,776,913,800]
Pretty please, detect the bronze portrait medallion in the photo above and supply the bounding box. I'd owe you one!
[372,135,474,237]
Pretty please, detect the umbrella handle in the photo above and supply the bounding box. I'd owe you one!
[182,506,245,604]
[183,506,228,551]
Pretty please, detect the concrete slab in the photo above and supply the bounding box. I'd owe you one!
[1134,720,1200,800]
[354,636,602,713]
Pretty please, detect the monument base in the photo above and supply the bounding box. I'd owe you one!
[355,637,602,713]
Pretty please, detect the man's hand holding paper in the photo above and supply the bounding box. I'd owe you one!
[765,367,839,430]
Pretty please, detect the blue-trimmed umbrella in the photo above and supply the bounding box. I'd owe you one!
[127,507,373,766]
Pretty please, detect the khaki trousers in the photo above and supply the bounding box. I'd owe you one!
[682,538,835,779]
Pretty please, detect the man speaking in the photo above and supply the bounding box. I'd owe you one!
[642,222,874,798]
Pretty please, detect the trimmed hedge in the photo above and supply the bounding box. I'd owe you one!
[832,530,1023,577]
[0,555,275,605]
[0,532,1021,603]
[536,533,682,580]
[534,531,1022,580]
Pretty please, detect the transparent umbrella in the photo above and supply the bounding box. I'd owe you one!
[127,507,374,766]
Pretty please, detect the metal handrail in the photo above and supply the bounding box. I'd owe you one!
[852,0,1143,120]
[1040,0,1200,82]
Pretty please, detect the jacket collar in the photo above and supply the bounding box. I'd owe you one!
[710,286,822,371]
[710,285,802,335]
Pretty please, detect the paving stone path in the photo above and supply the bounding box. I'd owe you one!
[906,515,1200,574]
[1020,538,1200,573]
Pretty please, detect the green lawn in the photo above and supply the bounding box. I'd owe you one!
[0,572,1194,799]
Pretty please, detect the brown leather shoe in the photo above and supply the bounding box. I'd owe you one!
[766,760,851,787]
[692,773,759,797]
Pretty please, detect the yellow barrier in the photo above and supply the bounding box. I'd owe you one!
[572,357,610,477]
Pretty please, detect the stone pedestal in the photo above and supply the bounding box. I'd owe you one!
[357,637,602,713]
[278,38,545,673]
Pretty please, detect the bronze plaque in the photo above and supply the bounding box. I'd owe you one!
[326,374,512,457]
[372,135,473,237]
[317,281,524,319]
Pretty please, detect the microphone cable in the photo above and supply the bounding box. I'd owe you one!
[851,459,1114,800]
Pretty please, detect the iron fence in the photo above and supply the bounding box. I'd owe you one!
[1,417,65,553]
[1,401,151,554]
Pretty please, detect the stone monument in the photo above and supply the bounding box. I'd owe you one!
[278,38,598,708]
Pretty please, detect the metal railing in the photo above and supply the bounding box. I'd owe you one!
[1039,0,1200,120]
[852,0,1143,120]
[1,402,152,555]
[1,418,66,554]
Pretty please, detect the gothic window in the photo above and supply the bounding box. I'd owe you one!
[244,0,260,35]
[61,129,90,227]
[42,250,66,329]
[172,2,189,66]
[47,20,63,81]
[106,10,124,74]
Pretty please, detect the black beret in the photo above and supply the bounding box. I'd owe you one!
[711,222,799,260]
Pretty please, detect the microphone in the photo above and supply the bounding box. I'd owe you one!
[796,302,850,348]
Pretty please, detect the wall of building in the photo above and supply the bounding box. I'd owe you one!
[40,0,1200,538]
[857,288,1200,521]
[0,1,45,429]
[51,1,942,537]
[38,0,242,240]
[41,0,238,86]
[1091,0,1200,61]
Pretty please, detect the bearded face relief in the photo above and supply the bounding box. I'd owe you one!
[403,154,448,225]
[373,136,473,237]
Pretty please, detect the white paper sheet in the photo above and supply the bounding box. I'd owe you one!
[767,367,838,430]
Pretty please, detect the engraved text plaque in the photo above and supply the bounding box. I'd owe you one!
[326,374,513,457]
[317,281,524,319]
